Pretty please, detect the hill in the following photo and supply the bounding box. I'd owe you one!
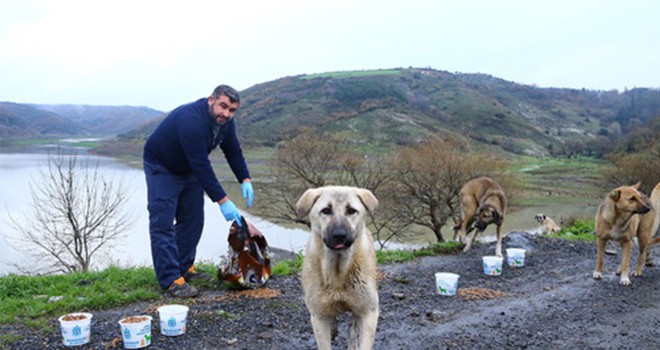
[113,68,660,157]
[0,102,163,138]
[0,102,85,137]
[32,104,163,136]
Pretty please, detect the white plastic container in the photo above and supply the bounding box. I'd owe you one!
[482,256,503,276]
[118,316,152,349]
[157,304,189,336]
[434,272,459,296]
[506,248,526,267]
[58,312,93,347]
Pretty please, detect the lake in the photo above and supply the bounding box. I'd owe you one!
[0,148,310,276]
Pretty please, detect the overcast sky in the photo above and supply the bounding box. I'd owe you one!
[1,0,658,111]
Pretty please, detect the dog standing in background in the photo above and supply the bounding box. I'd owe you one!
[296,186,379,350]
[453,177,508,257]
[592,182,660,285]
[535,213,561,234]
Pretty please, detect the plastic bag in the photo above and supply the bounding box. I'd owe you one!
[217,217,271,289]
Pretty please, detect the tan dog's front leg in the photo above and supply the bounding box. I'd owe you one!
[310,314,334,350]
[495,225,503,257]
[634,233,652,275]
[348,309,378,350]
[619,240,633,285]
[593,237,606,280]
[462,227,477,253]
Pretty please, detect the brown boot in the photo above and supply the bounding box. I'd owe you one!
[183,265,213,283]
[167,277,198,298]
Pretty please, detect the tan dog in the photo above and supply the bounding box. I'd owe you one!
[296,186,379,350]
[534,213,561,234]
[592,182,660,285]
[453,177,507,257]
[637,183,660,267]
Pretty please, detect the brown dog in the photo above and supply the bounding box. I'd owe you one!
[453,177,507,257]
[637,182,660,267]
[534,213,561,234]
[296,186,379,350]
[592,182,659,285]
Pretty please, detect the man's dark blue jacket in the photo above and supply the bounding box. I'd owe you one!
[143,98,250,202]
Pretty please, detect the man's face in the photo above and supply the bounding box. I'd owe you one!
[207,95,239,125]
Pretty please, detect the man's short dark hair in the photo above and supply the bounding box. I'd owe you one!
[212,85,240,104]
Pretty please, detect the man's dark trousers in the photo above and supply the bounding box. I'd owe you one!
[144,161,204,289]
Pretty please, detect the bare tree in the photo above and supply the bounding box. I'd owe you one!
[256,128,347,227]
[6,150,133,274]
[390,137,509,243]
[337,153,417,248]
[255,130,416,248]
[603,145,660,194]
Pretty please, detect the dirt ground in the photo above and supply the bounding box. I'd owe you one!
[5,232,660,350]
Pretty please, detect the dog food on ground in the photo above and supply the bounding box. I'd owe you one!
[457,288,507,300]
[215,288,281,301]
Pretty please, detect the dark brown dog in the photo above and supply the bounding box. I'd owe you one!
[592,182,658,285]
[453,177,507,257]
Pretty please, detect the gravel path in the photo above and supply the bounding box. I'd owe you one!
[5,232,660,350]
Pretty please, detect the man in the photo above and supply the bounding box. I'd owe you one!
[143,85,254,298]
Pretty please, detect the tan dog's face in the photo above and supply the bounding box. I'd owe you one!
[609,183,651,215]
[296,186,378,251]
[473,204,501,231]
[535,214,546,224]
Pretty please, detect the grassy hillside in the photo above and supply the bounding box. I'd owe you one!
[232,68,660,156]
[10,67,658,159]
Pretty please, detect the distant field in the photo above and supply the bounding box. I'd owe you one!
[1,137,102,149]
[511,155,608,200]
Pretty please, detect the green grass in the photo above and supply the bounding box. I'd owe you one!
[376,241,463,263]
[271,253,304,276]
[66,140,100,148]
[0,266,160,325]
[548,219,597,241]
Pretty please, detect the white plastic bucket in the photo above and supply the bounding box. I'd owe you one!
[118,316,152,349]
[434,272,459,296]
[157,304,189,336]
[58,312,93,347]
[506,248,526,267]
[482,256,503,276]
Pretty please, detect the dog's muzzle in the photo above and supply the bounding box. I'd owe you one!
[636,205,651,215]
[324,222,354,251]
[473,220,487,231]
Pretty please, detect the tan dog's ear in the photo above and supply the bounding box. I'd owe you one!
[609,190,620,201]
[355,188,379,215]
[296,188,322,219]
[631,181,641,190]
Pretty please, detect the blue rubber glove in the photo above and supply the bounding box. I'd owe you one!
[219,200,242,227]
[241,181,254,208]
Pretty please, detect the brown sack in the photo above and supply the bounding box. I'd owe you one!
[217,217,271,289]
